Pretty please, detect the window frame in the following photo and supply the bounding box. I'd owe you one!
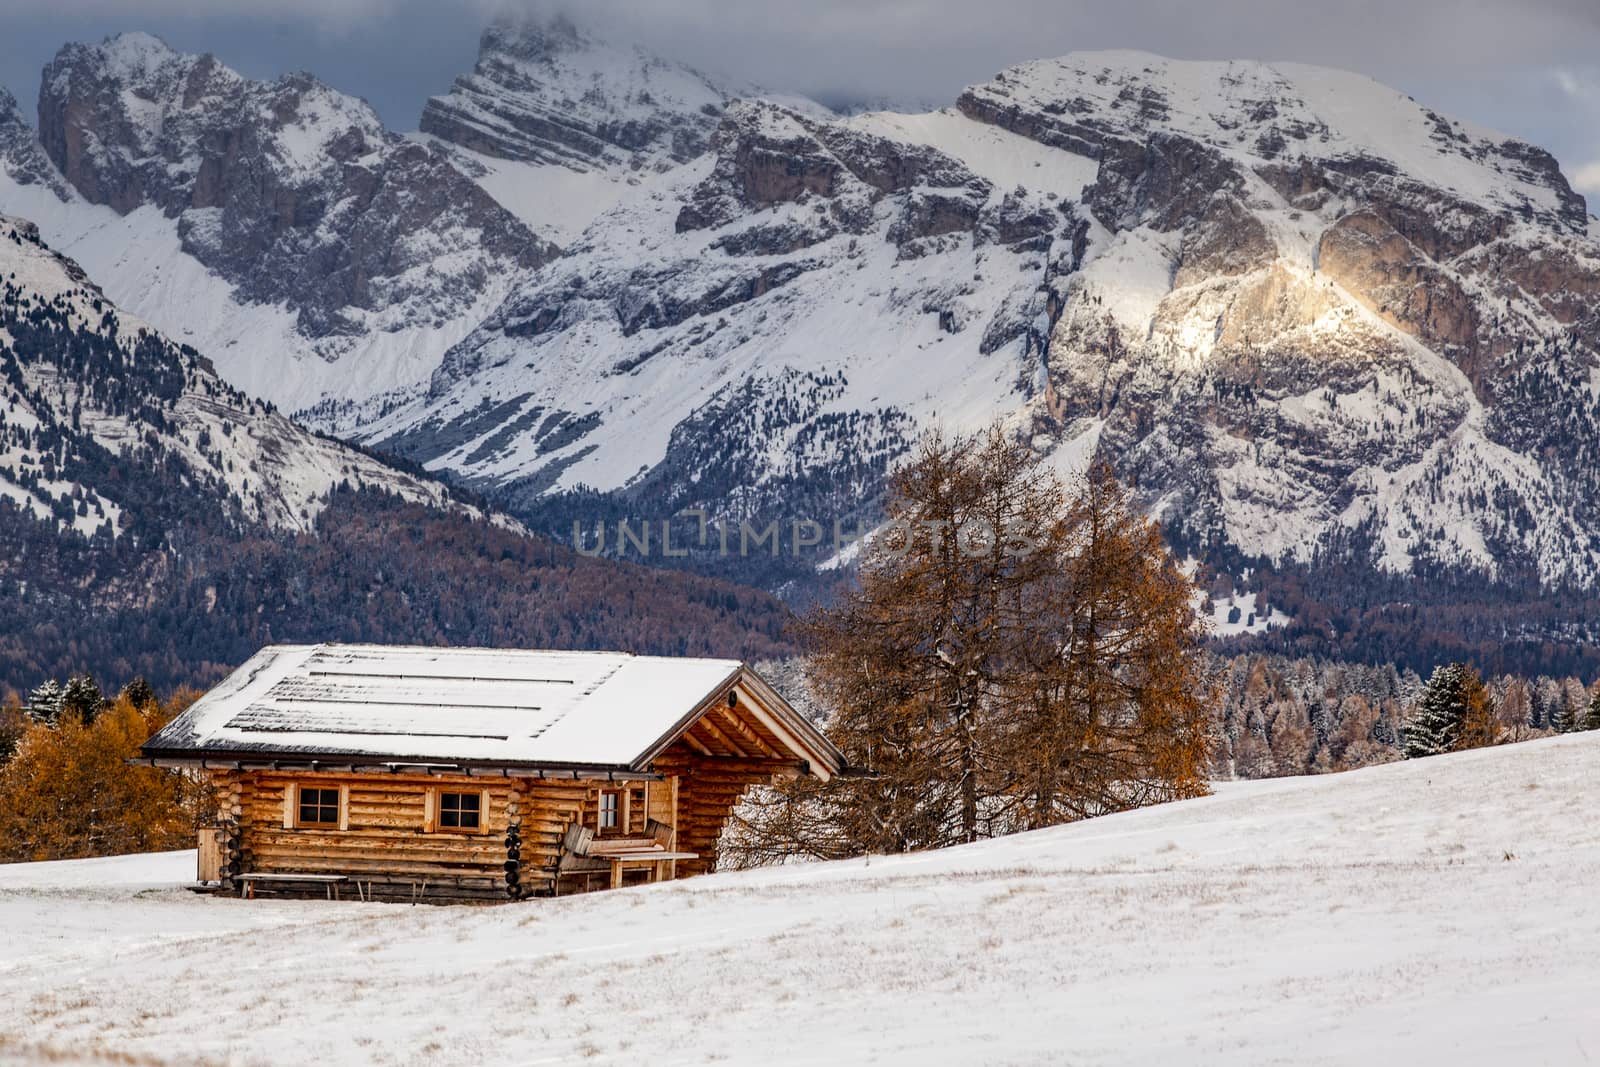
[594,786,644,835]
[424,787,492,836]
[597,790,620,832]
[437,790,484,833]
[287,783,348,830]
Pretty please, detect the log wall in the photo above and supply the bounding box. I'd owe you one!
[206,746,800,900]
[651,744,801,878]
[204,771,595,901]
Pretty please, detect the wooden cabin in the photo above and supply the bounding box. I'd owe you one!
[138,644,845,903]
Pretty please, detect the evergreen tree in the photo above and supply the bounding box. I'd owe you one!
[1580,688,1600,733]
[1404,663,1493,757]
[25,679,63,726]
[60,675,104,725]
[120,677,156,710]
[1406,664,1462,758]
[1550,686,1576,734]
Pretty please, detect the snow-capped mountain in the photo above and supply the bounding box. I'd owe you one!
[5,24,1598,652]
[962,54,1598,588]
[0,211,476,538]
[0,32,553,417]
[361,50,1600,600]
[418,18,738,246]
[0,210,795,689]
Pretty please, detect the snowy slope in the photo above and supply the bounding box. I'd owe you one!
[0,34,552,418]
[371,49,1600,595]
[0,212,487,539]
[3,732,1599,1063]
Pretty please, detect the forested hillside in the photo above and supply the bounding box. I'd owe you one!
[0,489,793,694]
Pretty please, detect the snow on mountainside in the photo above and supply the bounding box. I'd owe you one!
[365,50,1600,595]
[0,211,799,691]
[0,212,476,537]
[0,33,553,416]
[367,97,1082,523]
[963,53,1600,585]
[419,17,740,245]
[4,732,1600,1063]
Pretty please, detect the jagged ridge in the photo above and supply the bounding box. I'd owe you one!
[0,211,798,691]
[362,50,1600,608]
[2,34,555,416]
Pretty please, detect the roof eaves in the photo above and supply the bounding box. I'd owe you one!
[627,662,745,770]
[736,667,846,773]
[132,750,661,781]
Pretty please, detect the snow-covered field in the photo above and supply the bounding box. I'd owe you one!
[4,735,1599,1065]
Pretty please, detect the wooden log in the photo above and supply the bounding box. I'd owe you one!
[711,706,780,757]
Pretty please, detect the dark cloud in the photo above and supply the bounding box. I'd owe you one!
[1,0,1596,195]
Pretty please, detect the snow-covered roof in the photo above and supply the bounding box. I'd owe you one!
[142,644,841,776]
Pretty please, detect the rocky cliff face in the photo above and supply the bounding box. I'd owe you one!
[38,33,553,339]
[968,54,1600,587]
[3,33,554,416]
[0,88,71,201]
[367,50,1600,607]
[364,98,1089,555]
[421,18,727,172]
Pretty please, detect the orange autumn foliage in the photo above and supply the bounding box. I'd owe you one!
[0,690,209,863]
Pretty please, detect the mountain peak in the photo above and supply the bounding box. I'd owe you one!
[960,52,1588,230]
[419,15,728,171]
[479,14,588,62]
[93,30,180,75]
[29,32,553,412]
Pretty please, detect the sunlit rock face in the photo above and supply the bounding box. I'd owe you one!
[378,49,1600,592]
[973,53,1600,586]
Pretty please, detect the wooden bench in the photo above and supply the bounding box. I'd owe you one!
[557,821,698,893]
[237,873,348,900]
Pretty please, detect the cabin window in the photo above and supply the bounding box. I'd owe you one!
[424,788,490,835]
[439,791,482,831]
[297,787,340,827]
[598,790,620,830]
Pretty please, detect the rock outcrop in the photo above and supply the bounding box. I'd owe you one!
[36,33,554,343]
[368,49,1600,602]
[0,88,71,200]
[420,17,728,172]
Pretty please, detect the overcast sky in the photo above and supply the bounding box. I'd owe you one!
[2,0,1598,202]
